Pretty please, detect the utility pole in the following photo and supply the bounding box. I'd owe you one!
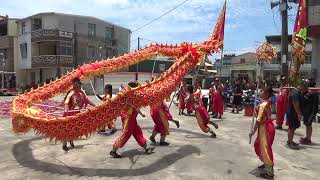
[280,0,289,77]
[135,37,140,81]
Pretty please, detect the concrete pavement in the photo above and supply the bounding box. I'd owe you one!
[0,95,319,180]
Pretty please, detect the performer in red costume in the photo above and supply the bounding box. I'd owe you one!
[149,101,180,145]
[110,82,154,158]
[249,86,275,179]
[178,80,188,115]
[63,77,95,151]
[96,84,117,134]
[276,76,289,129]
[186,82,201,115]
[212,82,224,119]
[186,85,218,138]
[209,83,215,114]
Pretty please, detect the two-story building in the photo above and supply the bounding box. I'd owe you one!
[230,52,257,81]
[0,15,19,90]
[16,12,131,93]
[264,35,312,80]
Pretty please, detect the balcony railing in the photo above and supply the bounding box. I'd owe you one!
[32,55,73,68]
[31,29,73,41]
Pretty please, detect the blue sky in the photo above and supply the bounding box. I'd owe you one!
[1,0,298,61]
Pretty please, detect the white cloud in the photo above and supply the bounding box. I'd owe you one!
[92,0,130,6]
[1,0,286,54]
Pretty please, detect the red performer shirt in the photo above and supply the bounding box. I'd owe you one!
[64,89,89,116]
[179,84,187,98]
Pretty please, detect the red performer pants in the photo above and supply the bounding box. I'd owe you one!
[179,96,186,110]
[150,105,170,137]
[276,97,288,126]
[186,100,194,113]
[213,93,224,115]
[113,110,147,148]
[195,105,210,133]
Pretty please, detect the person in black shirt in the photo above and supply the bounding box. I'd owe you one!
[232,80,243,113]
[299,80,319,144]
[286,81,307,149]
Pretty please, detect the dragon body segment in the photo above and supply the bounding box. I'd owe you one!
[11,3,225,142]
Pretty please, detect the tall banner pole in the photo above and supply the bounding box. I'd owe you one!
[249,60,262,144]
[219,49,224,82]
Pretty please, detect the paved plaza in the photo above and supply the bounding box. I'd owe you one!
[0,96,319,180]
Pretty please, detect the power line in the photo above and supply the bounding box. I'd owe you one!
[272,10,280,33]
[140,37,157,43]
[132,0,190,33]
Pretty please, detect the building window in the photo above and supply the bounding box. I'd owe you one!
[30,72,36,83]
[32,18,42,31]
[106,48,112,58]
[20,43,27,58]
[88,23,96,37]
[60,41,73,56]
[113,49,118,56]
[240,58,245,63]
[159,64,165,71]
[87,45,96,58]
[105,26,113,40]
[21,22,26,34]
[305,54,312,64]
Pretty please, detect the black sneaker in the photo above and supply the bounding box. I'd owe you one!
[110,128,117,134]
[69,142,75,148]
[174,120,180,128]
[275,125,283,130]
[286,142,300,150]
[145,147,155,154]
[149,136,156,143]
[110,151,122,158]
[210,133,217,138]
[62,145,69,151]
[209,121,219,129]
[160,141,170,146]
[260,172,274,179]
[258,164,265,169]
[232,110,235,113]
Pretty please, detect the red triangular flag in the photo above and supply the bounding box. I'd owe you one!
[210,0,227,47]
[292,0,307,61]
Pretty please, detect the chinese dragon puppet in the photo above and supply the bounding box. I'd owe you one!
[11,2,226,142]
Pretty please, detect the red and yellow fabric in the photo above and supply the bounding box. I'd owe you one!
[254,100,275,168]
[276,86,289,126]
[210,0,226,49]
[150,102,171,136]
[291,0,307,79]
[102,94,116,129]
[179,84,187,110]
[161,102,173,121]
[63,89,89,116]
[113,108,147,148]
